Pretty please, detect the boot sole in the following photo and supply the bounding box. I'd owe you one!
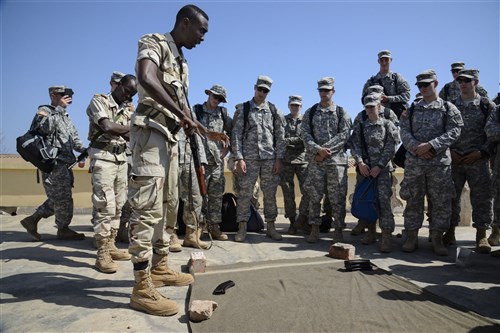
[95,265,117,274]
[20,221,41,241]
[129,300,178,316]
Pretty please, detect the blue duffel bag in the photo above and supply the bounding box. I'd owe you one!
[351,177,379,224]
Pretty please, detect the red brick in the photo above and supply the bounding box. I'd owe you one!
[329,242,356,260]
[189,251,206,273]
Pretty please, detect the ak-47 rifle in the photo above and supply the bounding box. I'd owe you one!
[68,149,88,169]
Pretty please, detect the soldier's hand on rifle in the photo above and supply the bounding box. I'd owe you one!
[180,116,199,136]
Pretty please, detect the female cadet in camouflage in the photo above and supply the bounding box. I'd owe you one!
[445,69,495,254]
[193,84,232,241]
[20,86,86,241]
[279,95,310,234]
[300,77,352,243]
[349,94,400,252]
[399,70,463,256]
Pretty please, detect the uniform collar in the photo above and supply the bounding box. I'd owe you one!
[165,33,184,61]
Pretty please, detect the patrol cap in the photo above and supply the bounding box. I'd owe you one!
[450,62,465,71]
[457,68,479,80]
[205,84,228,103]
[256,75,273,91]
[363,94,380,107]
[378,50,392,59]
[288,95,302,106]
[111,71,125,83]
[48,86,73,97]
[366,85,384,94]
[415,69,437,84]
[317,77,335,90]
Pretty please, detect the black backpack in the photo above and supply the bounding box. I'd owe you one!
[220,193,264,232]
[16,131,56,173]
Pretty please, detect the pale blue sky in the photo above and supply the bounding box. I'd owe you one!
[1,0,499,153]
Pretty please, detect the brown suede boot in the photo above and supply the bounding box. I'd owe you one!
[402,230,419,253]
[350,220,366,236]
[108,229,131,261]
[332,228,344,243]
[442,225,456,246]
[130,269,179,316]
[476,228,491,254]
[95,238,118,274]
[57,226,85,240]
[362,224,377,245]
[430,230,448,256]
[488,226,500,246]
[266,221,282,241]
[306,224,320,243]
[294,214,311,234]
[150,253,194,287]
[209,224,228,241]
[183,227,209,249]
[234,222,247,242]
[379,229,392,253]
[20,212,42,241]
[287,216,297,235]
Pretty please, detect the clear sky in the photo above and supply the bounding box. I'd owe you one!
[1,0,499,153]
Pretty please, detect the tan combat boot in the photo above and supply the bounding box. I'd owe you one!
[95,238,118,273]
[266,221,283,241]
[350,220,366,236]
[287,216,297,235]
[362,224,377,245]
[402,229,419,253]
[167,228,182,252]
[234,222,247,242]
[379,229,392,253]
[294,214,311,234]
[476,228,491,254]
[108,229,131,261]
[442,225,456,246]
[488,226,500,246]
[183,227,209,249]
[150,253,194,287]
[306,224,320,243]
[20,212,42,241]
[130,269,179,316]
[332,228,344,243]
[430,230,448,256]
[209,224,228,241]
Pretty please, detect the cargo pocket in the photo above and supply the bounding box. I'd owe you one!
[399,178,411,201]
[128,176,158,210]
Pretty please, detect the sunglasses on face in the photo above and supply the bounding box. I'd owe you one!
[457,78,472,84]
[319,89,332,93]
[257,87,270,94]
[451,69,461,73]
[417,82,432,89]
[213,94,225,102]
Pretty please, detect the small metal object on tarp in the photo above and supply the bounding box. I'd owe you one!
[344,259,373,271]
[213,280,235,295]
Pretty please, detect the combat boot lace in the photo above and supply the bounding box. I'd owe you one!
[430,230,448,256]
[150,253,194,287]
[332,228,344,243]
[361,224,377,245]
[234,222,247,242]
[20,212,42,241]
[379,229,392,253]
[130,269,179,316]
[287,216,297,235]
[266,221,283,241]
[108,229,131,261]
[488,226,500,246]
[442,226,456,246]
[57,226,85,240]
[350,220,366,236]
[95,238,118,273]
[402,229,419,253]
[306,224,320,243]
[183,227,209,249]
[209,224,228,241]
[476,228,491,254]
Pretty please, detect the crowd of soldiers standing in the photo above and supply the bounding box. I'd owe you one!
[18,4,500,317]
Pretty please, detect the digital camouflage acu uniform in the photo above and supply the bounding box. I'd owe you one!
[280,96,309,222]
[231,76,286,237]
[128,32,188,263]
[301,77,352,234]
[87,93,131,240]
[193,86,232,229]
[439,61,489,102]
[449,80,494,232]
[26,86,86,237]
[399,71,463,238]
[361,50,411,118]
[350,95,400,233]
[485,104,500,246]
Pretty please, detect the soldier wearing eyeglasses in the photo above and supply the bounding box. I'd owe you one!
[231,75,286,242]
[399,70,463,256]
[444,69,496,254]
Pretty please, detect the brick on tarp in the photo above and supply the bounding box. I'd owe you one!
[189,300,218,322]
[189,251,207,273]
[329,242,356,260]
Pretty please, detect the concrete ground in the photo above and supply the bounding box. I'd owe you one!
[1,212,499,332]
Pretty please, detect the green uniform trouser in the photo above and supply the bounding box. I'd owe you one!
[128,123,178,264]
[280,162,309,218]
[91,159,128,240]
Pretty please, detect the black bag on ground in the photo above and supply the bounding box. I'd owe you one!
[220,193,265,232]
[16,131,56,173]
